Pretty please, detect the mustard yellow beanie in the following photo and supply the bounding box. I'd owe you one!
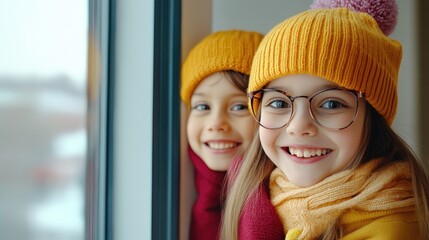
[181,30,264,106]
[249,5,402,124]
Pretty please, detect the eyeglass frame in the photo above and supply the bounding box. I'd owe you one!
[247,87,365,130]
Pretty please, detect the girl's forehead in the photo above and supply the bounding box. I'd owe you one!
[191,73,245,100]
[198,73,224,87]
[194,73,241,92]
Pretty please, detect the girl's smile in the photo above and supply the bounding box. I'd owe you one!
[205,140,241,152]
[283,146,333,164]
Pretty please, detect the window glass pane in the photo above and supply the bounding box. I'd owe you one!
[0,1,88,239]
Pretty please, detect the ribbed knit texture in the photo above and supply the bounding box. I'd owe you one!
[225,155,285,239]
[248,8,402,124]
[181,30,263,106]
[239,183,285,240]
[269,159,414,239]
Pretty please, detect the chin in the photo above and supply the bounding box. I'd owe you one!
[205,161,230,171]
[289,176,323,188]
[208,165,228,171]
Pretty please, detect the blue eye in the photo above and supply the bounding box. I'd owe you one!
[193,104,210,111]
[268,100,290,109]
[231,104,247,111]
[320,100,345,109]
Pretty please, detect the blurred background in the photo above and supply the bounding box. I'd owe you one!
[0,1,87,239]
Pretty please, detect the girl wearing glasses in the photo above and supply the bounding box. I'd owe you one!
[221,0,429,239]
[181,30,263,240]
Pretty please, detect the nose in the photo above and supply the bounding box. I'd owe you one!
[207,110,231,132]
[286,99,317,136]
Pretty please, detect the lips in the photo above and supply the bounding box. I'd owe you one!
[287,147,332,158]
[206,141,240,150]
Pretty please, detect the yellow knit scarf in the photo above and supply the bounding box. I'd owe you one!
[269,159,414,240]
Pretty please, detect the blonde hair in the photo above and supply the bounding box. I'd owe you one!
[220,102,429,239]
[220,130,275,240]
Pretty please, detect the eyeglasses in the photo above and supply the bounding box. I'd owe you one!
[248,87,364,130]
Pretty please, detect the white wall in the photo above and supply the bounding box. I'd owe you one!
[213,0,311,33]
[390,2,419,152]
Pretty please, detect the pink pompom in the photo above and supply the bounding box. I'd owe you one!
[310,0,398,35]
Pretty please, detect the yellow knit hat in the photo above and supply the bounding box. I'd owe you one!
[181,30,264,106]
[248,8,402,125]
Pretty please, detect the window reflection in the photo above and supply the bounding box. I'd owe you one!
[0,1,88,239]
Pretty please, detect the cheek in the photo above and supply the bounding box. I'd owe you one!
[336,112,365,162]
[235,117,257,145]
[347,126,364,156]
[336,131,362,170]
[259,127,277,157]
[186,117,201,146]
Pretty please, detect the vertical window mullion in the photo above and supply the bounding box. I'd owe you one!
[152,0,181,239]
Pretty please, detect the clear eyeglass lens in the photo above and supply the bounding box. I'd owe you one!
[251,88,359,129]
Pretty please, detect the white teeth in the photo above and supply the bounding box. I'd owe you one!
[304,150,311,158]
[289,147,329,158]
[208,142,237,150]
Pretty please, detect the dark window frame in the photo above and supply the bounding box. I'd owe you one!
[152,0,181,239]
